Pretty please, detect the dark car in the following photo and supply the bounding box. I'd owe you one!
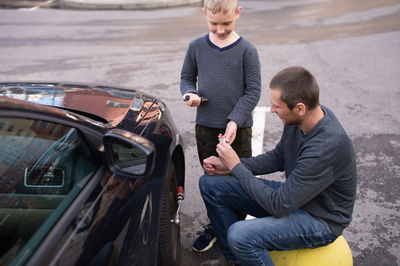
[0,82,185,266]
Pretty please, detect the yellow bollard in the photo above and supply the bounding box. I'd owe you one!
[269,236,353,266]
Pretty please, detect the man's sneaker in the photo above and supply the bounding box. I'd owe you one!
[192,224,217,252]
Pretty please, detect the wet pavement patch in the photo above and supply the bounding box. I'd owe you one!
[349,134,400,266]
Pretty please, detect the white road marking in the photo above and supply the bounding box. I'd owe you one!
[251,106,270,156]
[247,106,271,220]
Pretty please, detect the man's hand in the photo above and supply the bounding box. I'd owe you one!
[203,156,230,176]
[183,93,201,107]
[216,141,241,171]
[218,120,238,144]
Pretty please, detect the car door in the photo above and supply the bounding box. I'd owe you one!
[0,113,154,265]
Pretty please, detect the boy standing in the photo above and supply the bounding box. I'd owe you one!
[180,0,261,253]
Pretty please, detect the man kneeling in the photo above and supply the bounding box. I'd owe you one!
[200,66,357,265]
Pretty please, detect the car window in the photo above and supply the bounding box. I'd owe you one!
[0,117,99,265]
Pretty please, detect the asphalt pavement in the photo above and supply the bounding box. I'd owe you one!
[0,0,201,9]
[0,1,399,265]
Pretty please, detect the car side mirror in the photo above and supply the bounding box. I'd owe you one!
[103,129,155,179]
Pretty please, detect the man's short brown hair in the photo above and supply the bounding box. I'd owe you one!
[269,66,320,110]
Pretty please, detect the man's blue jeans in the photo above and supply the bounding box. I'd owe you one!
[199,174,336,266]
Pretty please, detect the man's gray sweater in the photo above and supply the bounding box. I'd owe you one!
[180,34,261,128]
[231,106,357,237]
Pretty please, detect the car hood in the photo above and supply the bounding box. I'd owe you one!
[0,82,153,127]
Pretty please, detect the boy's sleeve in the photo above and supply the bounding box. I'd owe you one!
[180,43,199,96]
[227,45,261,127]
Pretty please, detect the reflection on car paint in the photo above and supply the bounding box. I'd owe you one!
[46,175,151,266]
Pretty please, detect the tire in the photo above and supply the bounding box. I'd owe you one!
[158,162,181,266]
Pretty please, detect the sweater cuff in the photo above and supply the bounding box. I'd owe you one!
[182,90,199,97]
[231,162,252,181]
[227,113,244,128]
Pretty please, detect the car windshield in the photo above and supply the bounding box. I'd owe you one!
[0,117,99,264]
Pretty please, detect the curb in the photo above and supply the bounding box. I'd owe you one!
[57,0,201,10]
[0,0,56,8]
[0,0,202,9]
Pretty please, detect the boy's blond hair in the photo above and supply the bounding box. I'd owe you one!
[203,0,238,13]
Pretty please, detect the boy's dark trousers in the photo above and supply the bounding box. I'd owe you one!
[195,124,252,166]
[195,124,252,221]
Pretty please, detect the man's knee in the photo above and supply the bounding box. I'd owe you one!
[199,175,210,193]
[199,174,225,192]
[227,221,249,251]
[199,175,219,196]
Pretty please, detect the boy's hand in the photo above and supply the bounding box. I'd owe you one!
[203,156,230,175]
[216,141,240,171]
[183,93,201,107]
[218,120,238,144]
